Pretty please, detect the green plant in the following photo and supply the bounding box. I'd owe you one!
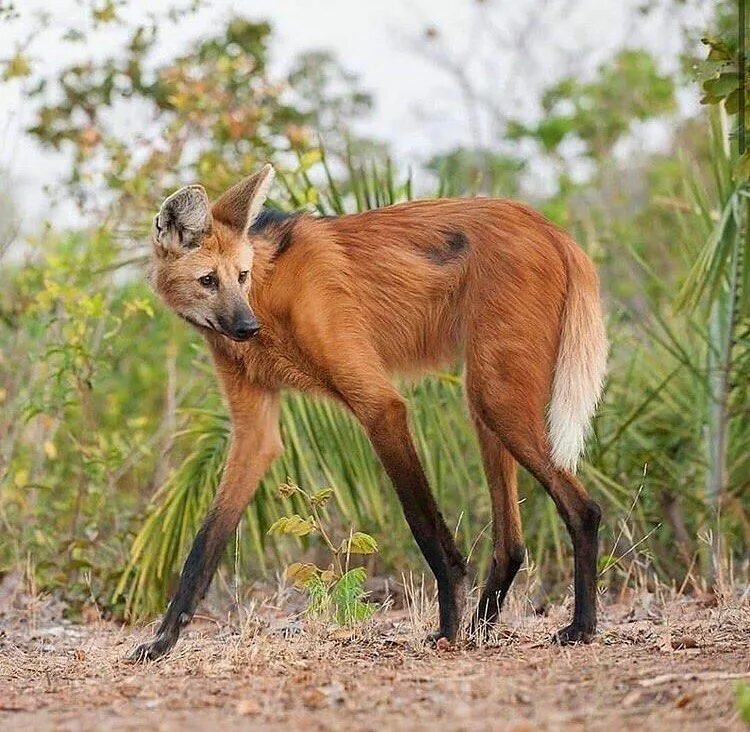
[678,2,749,584]
[736,682,750,726]
[2,2,748,625]
[19,11,376,231]
[508,49,676,162]
[267,481,378,626]
[0,229,191,611]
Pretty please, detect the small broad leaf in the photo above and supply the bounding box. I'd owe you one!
[724,88,740,114]
[267,514,315,537]
[278,481,298,498]
[702,73,739,100]
[311,487,334,506]
[286,562,320,587]
[701,36,733,62]
[320,568,336,584]
[267,517,289,535]
[287,515,315,536]
[344,532,378,555]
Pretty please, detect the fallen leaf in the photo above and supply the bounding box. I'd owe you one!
[671,635,699,650]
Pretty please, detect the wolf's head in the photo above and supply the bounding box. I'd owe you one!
[149,164,275,341]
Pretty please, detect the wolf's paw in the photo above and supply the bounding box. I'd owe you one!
[551,623,595,646]
[128,634,175,663]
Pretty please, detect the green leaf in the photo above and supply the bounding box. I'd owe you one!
[304,575,330,616]
[733,152,750,184]
[597,553,618,573]
[310,487,334,506]
[343,531,379,555]
[286,561,320,586]
[332,567,366,604]
[702,73,739,100]
[277,481,298,498]
[676,192,738,311]
[331,568,376,626]
[338,599,376,625]
[701,36,734,62]
[267,514,315,537]
[724,88,739,114]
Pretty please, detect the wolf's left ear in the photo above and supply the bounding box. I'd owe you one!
[211,164,275,233]
[153,184,212,256]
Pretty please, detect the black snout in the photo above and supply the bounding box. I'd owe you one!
[218,304,260,341]
[232,316,260,341]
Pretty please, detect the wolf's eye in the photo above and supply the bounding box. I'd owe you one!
[198,273,217,288]
[238,270,248,284]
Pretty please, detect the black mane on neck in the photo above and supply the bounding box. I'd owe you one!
[250,208,300,259]
[250,208,338,260]
[249,208,298,234]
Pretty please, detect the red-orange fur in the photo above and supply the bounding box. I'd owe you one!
[200,200,569,421]
[132,170,606,662]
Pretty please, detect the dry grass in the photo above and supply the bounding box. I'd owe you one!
[1,571,749,731]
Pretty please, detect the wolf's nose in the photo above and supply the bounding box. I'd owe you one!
[235,321,259,340]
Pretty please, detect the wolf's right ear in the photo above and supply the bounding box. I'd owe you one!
[211,164,275,233]
[152,185,212,256]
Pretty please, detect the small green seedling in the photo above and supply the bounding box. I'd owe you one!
[267,482,379,626]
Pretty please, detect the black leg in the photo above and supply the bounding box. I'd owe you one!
[474,548,525,630]
[129,384,282,662]
[470,416,525,631]
[552,495,601,645]
[363,396,467,642]
[130,508,237,661]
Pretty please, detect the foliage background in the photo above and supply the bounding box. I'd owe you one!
[0,0,747,620]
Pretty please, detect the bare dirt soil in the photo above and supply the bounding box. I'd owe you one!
[1,587,749,731]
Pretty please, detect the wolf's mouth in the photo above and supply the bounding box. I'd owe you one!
[180,314,258,342]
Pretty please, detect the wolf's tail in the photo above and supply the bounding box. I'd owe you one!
[548,244,608,472]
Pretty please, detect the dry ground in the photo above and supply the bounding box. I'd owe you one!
[1,584,749,731]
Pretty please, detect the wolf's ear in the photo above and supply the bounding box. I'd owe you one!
[211,164,275,233]
[153,185,212,256]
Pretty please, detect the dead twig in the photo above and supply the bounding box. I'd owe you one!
[639,671,750,688]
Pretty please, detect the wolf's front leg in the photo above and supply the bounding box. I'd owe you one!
[130,384,282,662]
[129,505,239,661]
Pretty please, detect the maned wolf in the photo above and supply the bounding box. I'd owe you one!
[131,164,607,661]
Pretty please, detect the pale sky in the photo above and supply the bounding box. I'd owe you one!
[1,0,710,232]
